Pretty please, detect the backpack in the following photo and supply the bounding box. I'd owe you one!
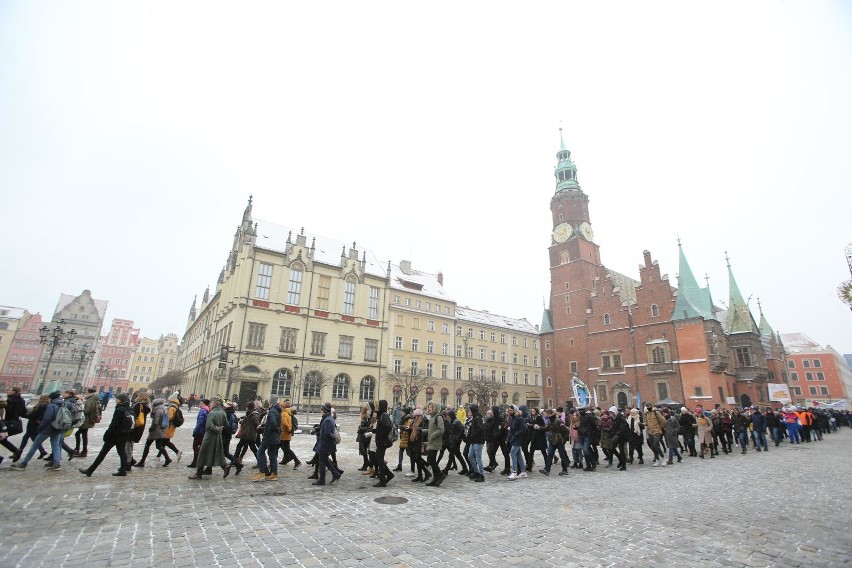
[70,399,85,428]
[228,412,239,435]
[388,422,399,446]
[120,409,135,434]
[171,405,185,427]
[291,414,299,432]
[333,421,341,444]
[160,407,170,429]
[51,403,74,431]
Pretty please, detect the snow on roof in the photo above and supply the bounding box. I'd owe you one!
[388,263,453,302]
[780,333,824,353]
[456,306,537,333]
[0,306,28,320]
[254,218,387,278]
[55,293,108,321]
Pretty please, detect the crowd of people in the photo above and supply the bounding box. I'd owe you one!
[1,384,850,489]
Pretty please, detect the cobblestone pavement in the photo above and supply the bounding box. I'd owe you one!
[1,406,850,567]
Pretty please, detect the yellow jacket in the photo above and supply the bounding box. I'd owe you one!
[280,407,293,441]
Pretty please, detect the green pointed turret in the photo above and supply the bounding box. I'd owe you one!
[757,298,774,336]
[672,242,714,320]
[554,128,581,193]
[725,254,759,334]
[540,306,554,334]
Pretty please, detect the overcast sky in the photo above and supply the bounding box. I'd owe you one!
[2,2,851,355]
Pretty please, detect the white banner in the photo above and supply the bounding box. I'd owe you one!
[767,383,792,403]
[812,400,846,410]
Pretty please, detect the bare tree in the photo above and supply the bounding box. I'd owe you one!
[149,370,186,394]
[384,369,434,406]
[300,364,332,424]
[463,373,500,408]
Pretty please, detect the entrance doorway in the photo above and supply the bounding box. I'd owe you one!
[238,381,259,410]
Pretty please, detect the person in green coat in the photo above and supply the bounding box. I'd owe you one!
[425,400,445,487]
[189,397,232,480]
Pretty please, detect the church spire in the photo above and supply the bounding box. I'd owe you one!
[757,297,774,336]
[554,128,581,193]
[725,253,759,334]
[672,241,713,320]
[241,195,253,231]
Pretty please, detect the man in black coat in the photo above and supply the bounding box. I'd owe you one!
[1,386,27,456]
[79,393,131,477]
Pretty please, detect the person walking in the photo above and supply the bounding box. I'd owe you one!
[186,398,209,468]
[313,402,344,486]
[73,387,100,458]
[13,394,50,462]
[77,393,132,477]
[644,403,667,467]
[188,397,232,480]
[135,398,171,468]
[663,408,682,464]
[370,400,393,487]
[424,401,445,487]
[1,386,27,459]
[251,397,281,482]
[11,391,66,471]
[234,401,260,467]
[507,405,528,480]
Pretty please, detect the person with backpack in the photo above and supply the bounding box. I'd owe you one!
[78,393,133,477]
[126,392,151,470]
[313,402,344,486]
[189,397,233,480]
[159,393,183,463]
[134,398,173,468]
[11,391,68,472]
[73,387,101,458]
[251,397,281,482]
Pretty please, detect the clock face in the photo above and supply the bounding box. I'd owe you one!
[579,222,594,241]
[552,222,572,243]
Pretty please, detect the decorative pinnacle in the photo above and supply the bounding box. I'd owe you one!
[725,251,731,268]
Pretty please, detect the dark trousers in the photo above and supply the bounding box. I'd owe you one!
[139,438,168,463]
[319,450,342,482]
[485,440,499,468]
[0,437,18,454]
[373,445,391,482]
[222,436,237,465]
[427,449,441,479]
[74,428,89,452]
[191,435,203,464]
[279,440,300,465]
[500,441,510,471]
[409,445,428,478]
[87,438,129,473]
[445,440,465,471]
[235,439,258,462]
[613,440,627,467]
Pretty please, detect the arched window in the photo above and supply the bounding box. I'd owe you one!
[272,369,292,396]
[651,304,660,317]
[652,346,667,364]
[547,397,553,409]
[512,392,520,404]
[343,277,356,315]
[603,314,611,326]
[440,387,449,406]
[547,376,553,387]
[332,374,349,399]
[287,264,304,305]
[359,376,375,401]
[243,365,260,373]
[740,394,752,408]
[455,388,463,408]
[617,392,628,408]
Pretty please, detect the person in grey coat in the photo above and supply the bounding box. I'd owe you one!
[189,397,232,480]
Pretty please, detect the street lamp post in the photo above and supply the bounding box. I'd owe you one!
[95,363,113,392]
[71,343,96,391]
[37,319,77,394]
[293,365,300,410]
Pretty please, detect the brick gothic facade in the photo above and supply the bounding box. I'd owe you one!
[540,133,784,411]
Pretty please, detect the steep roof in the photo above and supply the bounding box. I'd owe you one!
[671,244,714,321]
[724,258,759,334]
[540,307,554,334]
[456,306,537,334]
[388,263,453,302]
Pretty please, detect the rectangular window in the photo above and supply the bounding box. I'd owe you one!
[806,372,814,381]
[411,339,419,352]
[393,295,400,304]
[364,339,378,362]
[441,342,449,356]
[480,347,486,360]
[501,352,506,363]
[817,372,825,381]
[787,360,795,368]
[310,332,327,356]
[395,336,403,349]
[791,386,801,396]
[694,387,703,397]
[410,361,419,375]
[468,367,474,379]
[735,347,752,367]
[820,386,829,395]
[491,349,496,361]
[456,344,463,357]
[442,323,449,334]
[657,382,668,401]
[255,263,272,299]
[247,323,266,349]
[427,320,435,331]
[791,372,799,381]
[570,361,578,373]
[466,347,474,358]
[394,359,402,373]
[338,335,354,359]
[802,359,811,368]
[287,268,303,305]
[396,315,404,327]
[513,353,518,364]
[368,286,379,319]
[412,318,420,330]
[427,340,434,354]
[533,339,538,349]
[441,364,448,379]
[343,281,356,315]
[415,300,421,309]
[467,328,474,338]
[809,386,817,395]
[456,325,462,336]
[512,336,518,346]
[523,338,528,348]
[426,362,433,377]
[533,355,539,366]
[279,327,298,353]
[513,372,519,384]
[598,383,608,401]
[501,371,507,383]
[500,334,506,344]
[523,355,529,365]
[455,365,462,380]
[317,275,331,310]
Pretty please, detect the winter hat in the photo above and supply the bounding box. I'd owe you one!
[609,406,618,414]
[511,405,520,413]
[116,393,130,403]
[413,408,424,417]
[48,391,62,400]
[321,402,332,413]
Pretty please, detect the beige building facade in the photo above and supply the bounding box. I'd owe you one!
[179,199,543,411]
[128,337,159,393]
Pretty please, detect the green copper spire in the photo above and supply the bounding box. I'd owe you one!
[672,241,714,320]
[554,128,581,193]
[757,297,774,336]
[725,253,759,334]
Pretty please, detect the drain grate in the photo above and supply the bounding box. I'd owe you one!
[374,496,409,505]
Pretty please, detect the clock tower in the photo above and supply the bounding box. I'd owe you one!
[542,130,604,408]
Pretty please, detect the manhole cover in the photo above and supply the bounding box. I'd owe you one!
[374,496,409,505]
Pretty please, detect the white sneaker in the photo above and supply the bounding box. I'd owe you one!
[404,472,415,477]
[177,451,183,462]
[518,471,528,479]
[652,460,659,467]
[507,472,518,480]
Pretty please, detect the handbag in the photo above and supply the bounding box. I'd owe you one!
[5,418,23,436]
